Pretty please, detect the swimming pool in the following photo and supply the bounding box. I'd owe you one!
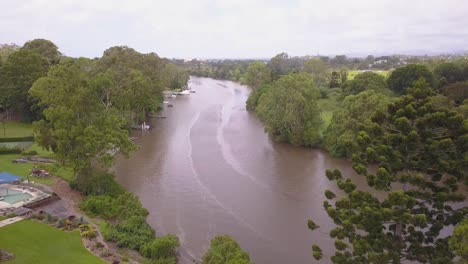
[0,188,33,204]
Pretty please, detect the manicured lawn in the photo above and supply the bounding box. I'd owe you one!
[0,122,33,138]
[0,220,105,264]
[0,143,73,185]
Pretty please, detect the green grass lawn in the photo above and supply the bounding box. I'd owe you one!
[0,220,105,264]
[0,122,33,138]
[0,143,73,184]
[348,70,389,80]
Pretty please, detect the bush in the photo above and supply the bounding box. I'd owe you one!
[82,230,96,239]
[57,218,65,228]
[71,172,124,197]
[81,193,148,220]
[102,216,155,250]
[202,235,252,264]
[21,150,38,156]
[140,235,180,260]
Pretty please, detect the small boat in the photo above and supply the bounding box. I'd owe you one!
[190,90,196,93]
[163,101,169,104]
[170,94,177,98]
[168,104,174,107]
[180,90,190,95]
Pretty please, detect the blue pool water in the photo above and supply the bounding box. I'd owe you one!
[0,188,32,204]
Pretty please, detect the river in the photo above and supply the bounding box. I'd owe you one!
[113,77,374,264]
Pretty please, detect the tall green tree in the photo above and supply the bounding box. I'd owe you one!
[434,62,465,88]
[449,219,468,263]
[341,71,389,95]
[330,71,340,88]
[304,58,330,87]
[0,43,19,63]
[0,49,49,120]
[202,235,253,264]
[268,52,290,80]
[244,61,271,89]
[387,64,434,94]
[312,80,467,263]
[30,58,136,185]
[256,73,322,146]
[22,39,61,65]
[323,90,391,157]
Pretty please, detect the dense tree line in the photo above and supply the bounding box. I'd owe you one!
[242,53,467,263]
[0,39,189,263]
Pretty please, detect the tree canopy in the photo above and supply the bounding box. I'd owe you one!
[244,61,271,89]
[21,38,61,65]
[202,235,253,264]
[0,49,49,120]
[387,64,434,94]
[304,58,330,87]
[311,80,467,263]
[342,71,390,95]
[30,58,137,186]
[255,73,322,146]
[323,90,391,157]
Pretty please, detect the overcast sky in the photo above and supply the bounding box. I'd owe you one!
[1,0,468,59]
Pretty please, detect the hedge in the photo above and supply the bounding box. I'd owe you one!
[0,136,34,143]
[0,147,22,154]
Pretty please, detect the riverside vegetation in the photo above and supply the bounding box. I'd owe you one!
[0,39,254,264]
[239,54,467,263]
[1,40,467,263]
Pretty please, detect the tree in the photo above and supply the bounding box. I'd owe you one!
[441,81,468,105]
[330,71,340,88]
[0,49,49,120]
[268,52,290,80]
[323,90,391,157]
[246,84,271,111]
[256,73,322,146]
[0,43,20,62]
[30,58,137,186]
[387,64,434,93]
[22,39,61,64]
[434,62,464,88]
[244,61,271,89]
[202,235,253,264]
[449,219,468,263]
[312,80,467,263]
[342,71,389,95]
[304,58,330,87]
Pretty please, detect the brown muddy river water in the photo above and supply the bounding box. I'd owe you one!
[113,77,376,264]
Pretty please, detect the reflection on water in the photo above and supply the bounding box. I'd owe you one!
[114,77,371,264]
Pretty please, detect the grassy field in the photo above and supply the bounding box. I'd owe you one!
[0,122,33,138]
[347,70,389,80]
[0,220,105,264]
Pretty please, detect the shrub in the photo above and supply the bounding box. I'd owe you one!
[95,242,105,249]
[21,150,38,156]
[140,235,180,260]
[57,218,65,228]
[103,216,155,250]
[81,193,148,220]
[82,230,96,239]
[71,172,124,197]
[202,235,252,264]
